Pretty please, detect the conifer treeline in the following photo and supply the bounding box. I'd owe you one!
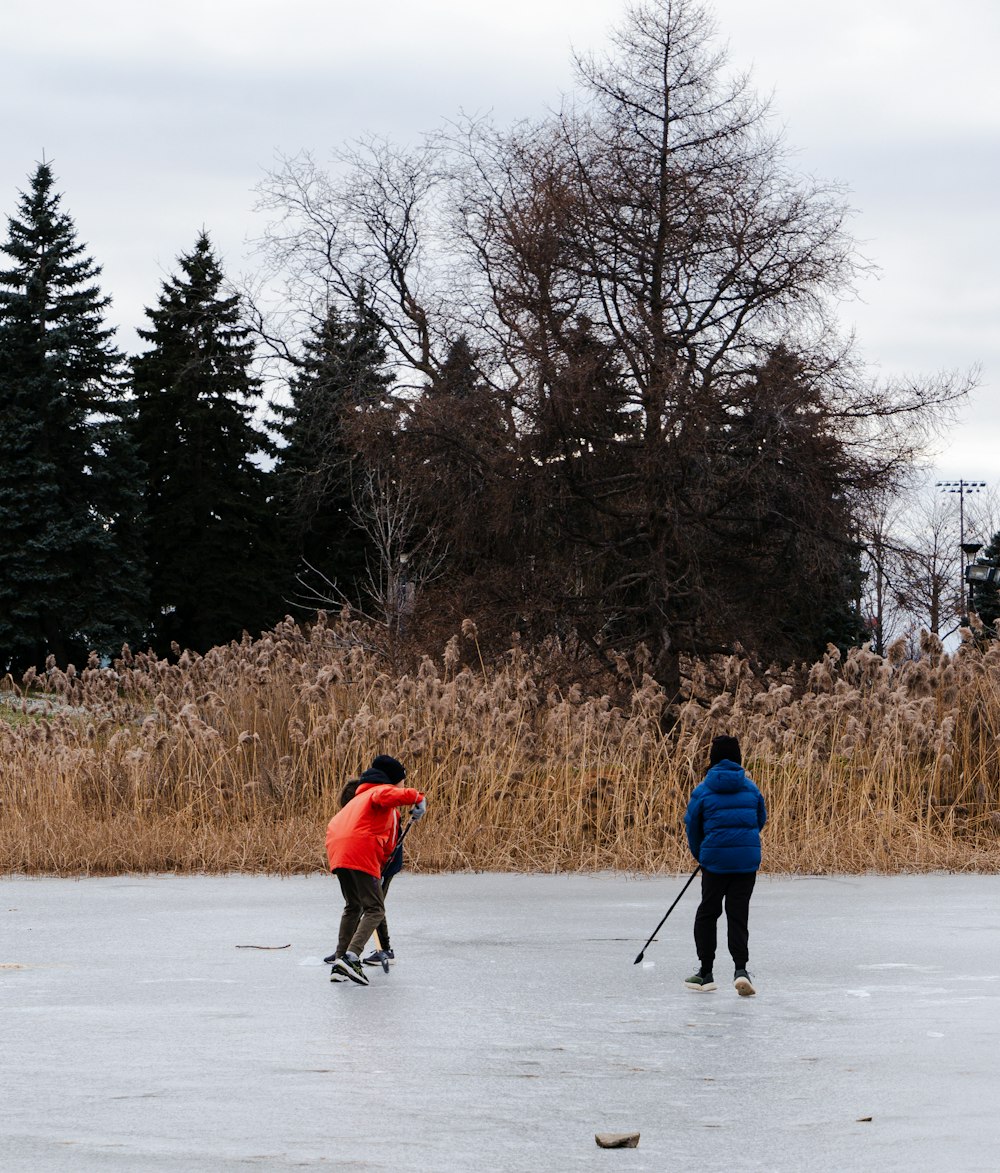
[0,163,379,673]
[0,164,147,671]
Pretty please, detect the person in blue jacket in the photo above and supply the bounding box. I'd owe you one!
[683,734,767,995]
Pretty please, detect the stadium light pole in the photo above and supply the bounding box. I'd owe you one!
[937,479,987,624]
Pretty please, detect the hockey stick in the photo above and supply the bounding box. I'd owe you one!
[633,866,701,964]
[388,813,417,864]
[367,814,420,971]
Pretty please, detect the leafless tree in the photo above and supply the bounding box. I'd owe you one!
[290,464,447,646]
[350,467,447,637]
[966,483,1000,552]
[254,141,452,389]
[896,487,962,638]
[855,488,918,653]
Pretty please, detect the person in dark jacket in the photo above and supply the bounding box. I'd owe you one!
[683,735,767,995]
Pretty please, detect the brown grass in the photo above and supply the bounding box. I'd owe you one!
[2,615,999,875]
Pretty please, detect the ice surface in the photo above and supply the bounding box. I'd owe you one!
[3,872,1000,1171]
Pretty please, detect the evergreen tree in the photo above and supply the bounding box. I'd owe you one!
[130,233,277,653]
[397,333,514,593]
[427,335,480,402]
[273,304,391,605]
[717,345,867,659]
[0,162,146,673]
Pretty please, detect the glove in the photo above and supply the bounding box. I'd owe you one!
[411,798,427,821]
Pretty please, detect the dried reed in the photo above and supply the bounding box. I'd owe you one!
[2,616,999,875]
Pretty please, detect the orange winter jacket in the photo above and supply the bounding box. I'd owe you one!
[325,781,425,878]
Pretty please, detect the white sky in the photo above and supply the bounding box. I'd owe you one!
[5,0,999,482]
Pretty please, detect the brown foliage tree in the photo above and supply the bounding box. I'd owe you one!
[256,0,970,697]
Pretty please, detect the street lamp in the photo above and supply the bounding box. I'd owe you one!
[962,542,984,621]
[937,479,987,624]
[966,562,1000,585]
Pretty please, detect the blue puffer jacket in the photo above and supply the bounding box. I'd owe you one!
[684,760,767,874]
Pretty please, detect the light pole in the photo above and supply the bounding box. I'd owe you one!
[937,479,987,624]
[962,541,984,620]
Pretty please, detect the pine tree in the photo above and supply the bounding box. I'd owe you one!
[0,162,146,673]
[273,304,390,604]
[711,345,866,659]
[129,233,277,653]
[428,335,480,402]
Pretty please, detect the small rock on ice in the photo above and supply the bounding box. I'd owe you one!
[595,1132,640,1148]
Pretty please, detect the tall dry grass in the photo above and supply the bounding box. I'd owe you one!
[1,614,999,875]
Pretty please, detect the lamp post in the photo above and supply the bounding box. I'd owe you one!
[937,479,987,625]
[962,542,984,621]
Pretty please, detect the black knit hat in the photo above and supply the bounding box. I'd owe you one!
[709,735,741,767]
[371,754,406,784]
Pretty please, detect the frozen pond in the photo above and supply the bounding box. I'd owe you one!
[3,872,1000,1171]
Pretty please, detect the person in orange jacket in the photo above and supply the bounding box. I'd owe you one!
[324,754,426,986]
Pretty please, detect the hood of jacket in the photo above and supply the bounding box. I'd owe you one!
[704,759,748,794]
[356,767,393,790]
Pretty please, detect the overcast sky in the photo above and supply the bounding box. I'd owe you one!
[5,0,999,485]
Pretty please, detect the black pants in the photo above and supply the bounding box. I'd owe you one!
[374,873,394,951]
[335,868,386,957]
[693,868,756,971]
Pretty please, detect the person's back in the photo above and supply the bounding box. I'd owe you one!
[685,758,764,874]
[683,735,766,996]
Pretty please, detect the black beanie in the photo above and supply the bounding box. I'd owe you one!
[709,735,741,767]
[371,754,406,784]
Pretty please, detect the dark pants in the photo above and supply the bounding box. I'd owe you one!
[335,868,386,957]
[374,873,394,951]
[693,868,756,972]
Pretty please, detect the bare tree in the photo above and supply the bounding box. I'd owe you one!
[254,142,450,388]
[854,477,998,647]
[856,488,917,653]
[351,467,447,637]
[966,482,1000,553]
[895,487,962,638]
[291,464,447,646]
